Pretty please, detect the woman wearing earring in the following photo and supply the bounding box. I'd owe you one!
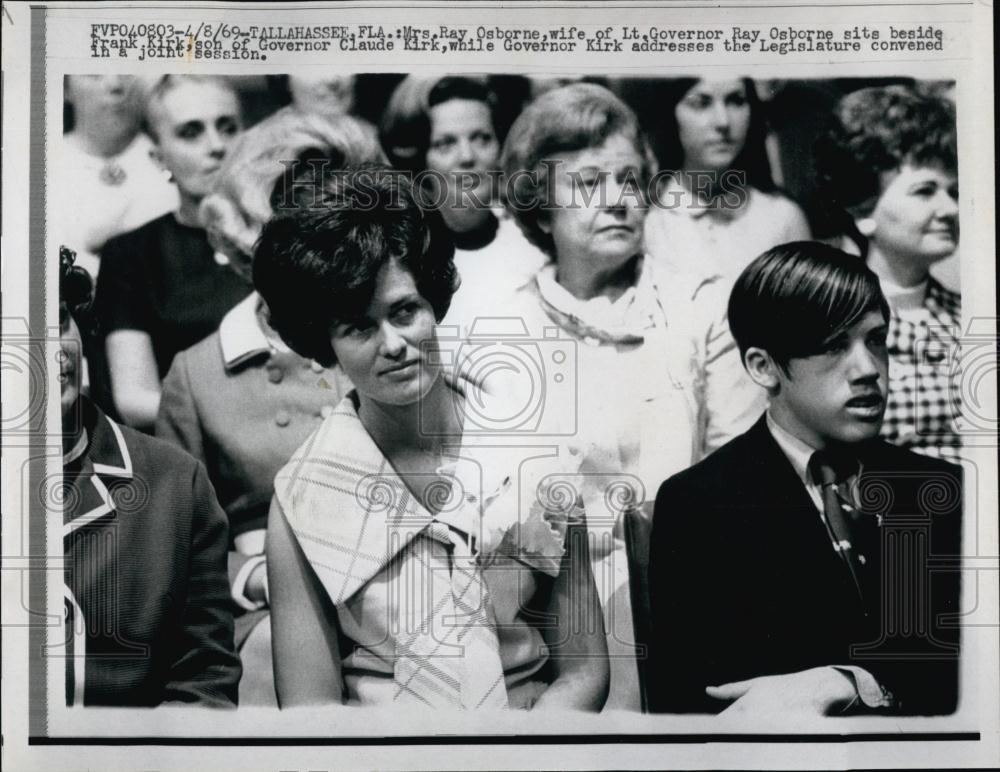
[260,166,608,710]
[155,107,381,705]
[644,78,810,292]
[816,85,961,461]
[96,76,250,430]
[499,83,765,710]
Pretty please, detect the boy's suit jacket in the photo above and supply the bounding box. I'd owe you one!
[646,415,962,715]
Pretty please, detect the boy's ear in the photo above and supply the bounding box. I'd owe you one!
[743,346,781,391]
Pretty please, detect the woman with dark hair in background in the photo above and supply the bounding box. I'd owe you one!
[155,108,381,705]
[815,84,962,461]
[644,78,810,289]
[500,82,765,710]
[260,166,608,710]
[380,76,547,335]
[96,75,250,430]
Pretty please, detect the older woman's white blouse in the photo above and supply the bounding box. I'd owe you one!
[478,256,766,709]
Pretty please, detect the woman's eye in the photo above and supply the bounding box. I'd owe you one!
[176,123,203,140]
[393,304,419,323]
[217,117,239,136]
[685,95,712,110]
[725,93,748,108]
[471,131,494,146]
[431,137,456,152]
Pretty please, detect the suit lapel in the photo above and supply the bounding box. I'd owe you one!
[64,405,132,537]
[738,418,864,605]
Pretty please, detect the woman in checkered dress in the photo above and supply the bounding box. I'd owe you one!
[816,85,962,462]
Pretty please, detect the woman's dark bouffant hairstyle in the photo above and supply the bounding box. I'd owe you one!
[501,82,657,258]
[657,77,775,192]
[379,76,500,174]
[59,246,95,329]
[728,241,889,373]
[253,165,458,367]
[814,84,956,222]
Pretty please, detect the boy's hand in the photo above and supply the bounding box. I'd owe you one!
[707,667,858,717]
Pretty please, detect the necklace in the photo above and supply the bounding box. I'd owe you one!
[98,160,127,186]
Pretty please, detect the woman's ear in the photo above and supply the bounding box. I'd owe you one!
[743,346,781,392]
[854,216,877,238]
[148,144,167,173]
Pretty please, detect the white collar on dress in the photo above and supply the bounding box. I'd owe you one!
[880,275,929,312]
[218,291,291,370]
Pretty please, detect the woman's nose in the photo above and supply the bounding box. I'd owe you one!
[454,138,476,168]
[378,321,407,357]
[936,189,959,219]
[206,127,228,158]
[710,101,731,130]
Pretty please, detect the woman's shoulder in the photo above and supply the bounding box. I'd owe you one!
[747,187,810,228]
[99,212,176,264]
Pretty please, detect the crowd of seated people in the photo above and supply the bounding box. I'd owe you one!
[57,74,964,714]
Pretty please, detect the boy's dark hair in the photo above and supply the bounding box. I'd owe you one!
[253,164,458,367]
[59,246,94,330]
[728,241,889,373]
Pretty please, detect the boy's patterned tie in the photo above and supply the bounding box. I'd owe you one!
[809,450,868,610]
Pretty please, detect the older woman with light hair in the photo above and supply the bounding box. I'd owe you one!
[498,83,766,710]
[815,84,962,462]
[154,106,384,705]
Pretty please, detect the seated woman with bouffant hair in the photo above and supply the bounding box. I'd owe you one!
[259,165,608,711]
[154,107,383,705]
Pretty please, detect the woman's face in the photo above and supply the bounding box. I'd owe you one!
[541,132,646,271]
[58,307,83,427]
[674,79,751,172]
[329,258,440,408]
[425,98,499,207]
[148,80,243,199]
[288,75,355,117]
[866,163,959,266]
[66,75,138,133]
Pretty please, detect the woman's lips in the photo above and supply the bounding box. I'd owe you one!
[380,360,419,377]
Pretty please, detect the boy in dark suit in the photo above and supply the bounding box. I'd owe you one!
[646,242,962,716]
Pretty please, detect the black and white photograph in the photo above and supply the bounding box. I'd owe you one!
[1,2,996,770]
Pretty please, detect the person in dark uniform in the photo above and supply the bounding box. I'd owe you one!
[60,246,240,707]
